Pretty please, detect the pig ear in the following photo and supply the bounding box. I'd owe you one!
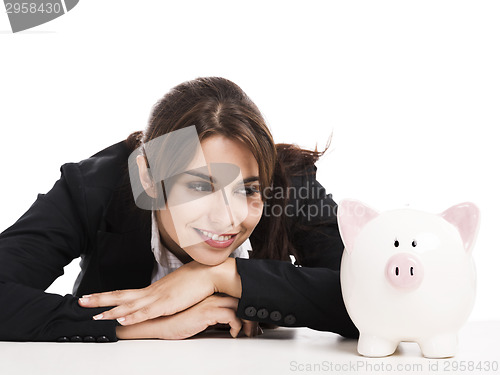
[440,202,480,253]
[337,199,379,254]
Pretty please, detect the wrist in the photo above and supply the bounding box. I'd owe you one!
[115,319,163,340]
[211,258,242,298]
[116,325,126,340]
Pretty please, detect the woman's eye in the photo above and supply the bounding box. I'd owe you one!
[187,181,213,193]
[244,185,261,196]
[235,185,261,196]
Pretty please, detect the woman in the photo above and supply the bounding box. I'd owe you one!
[0,77,358,342]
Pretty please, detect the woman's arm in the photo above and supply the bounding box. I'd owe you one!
[84,261,259,339]
[81,255,357,338]
[234,258,357,338]
[115,294,246,340]
[0,141,137,342]
[78,258,241,324]
[0,161,120,342]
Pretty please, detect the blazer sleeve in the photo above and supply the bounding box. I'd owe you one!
[236,167,359,338]
[0,162,119,342]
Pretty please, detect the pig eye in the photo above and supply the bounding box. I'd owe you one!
[394,240,400,247]
[412,240,417,247]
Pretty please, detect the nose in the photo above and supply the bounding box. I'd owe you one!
[385,253,424,290]
[207,190,235,228]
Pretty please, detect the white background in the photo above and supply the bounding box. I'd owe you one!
[0,1,498,321]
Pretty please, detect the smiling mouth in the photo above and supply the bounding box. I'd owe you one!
[193,228,239,248]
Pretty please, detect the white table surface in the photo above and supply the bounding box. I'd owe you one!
[0,320,498,375]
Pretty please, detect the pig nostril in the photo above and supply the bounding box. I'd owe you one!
[410,267,414,276]
[395,267,399,276]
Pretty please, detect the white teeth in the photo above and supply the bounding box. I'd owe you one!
[198,229,232,241]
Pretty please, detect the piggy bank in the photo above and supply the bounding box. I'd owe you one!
[338,200,480,358]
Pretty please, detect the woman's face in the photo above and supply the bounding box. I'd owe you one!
[140,135,264,266]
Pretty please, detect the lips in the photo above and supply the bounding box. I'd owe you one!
[194,228,238,248]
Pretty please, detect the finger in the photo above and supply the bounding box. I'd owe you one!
[209,308,242,338]
[227,314,243,338]
[242,319,257,337]
[206,296,242,337]
[114,301,169,326]
[91,296,156,323]
[210,295,239,310]
[78,289,142,308]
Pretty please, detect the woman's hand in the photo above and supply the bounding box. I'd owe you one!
[115,294,257,340]
[78,258,242,326]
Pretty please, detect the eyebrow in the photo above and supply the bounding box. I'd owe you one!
[184,170,260,184]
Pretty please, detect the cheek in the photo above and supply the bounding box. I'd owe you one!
[243,199,264,230]
[158,210,178,242]
[171,200,206,222]
[161,202,201,239]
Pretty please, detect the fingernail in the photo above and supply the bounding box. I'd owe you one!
[93,314,103,320]
[79,297,88,304]
[117,317,125,323]
[82,295,92,298]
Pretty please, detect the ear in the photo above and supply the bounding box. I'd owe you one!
[440,202,480,253]
[136,154,157,198]
[337,199,379,254]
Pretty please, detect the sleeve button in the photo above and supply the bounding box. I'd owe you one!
[270,311,282,322]
[257,308,269,319]
[244,306,257,317]
[56,336,70,342]
[284,314,296,325]
[83,336,96,342]
[96,335,110,343]
[70,335,83,342]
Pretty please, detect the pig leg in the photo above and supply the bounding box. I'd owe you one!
[418,333,458,358]
[357,333,399,357]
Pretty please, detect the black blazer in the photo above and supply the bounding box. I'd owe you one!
[0,139,358,342]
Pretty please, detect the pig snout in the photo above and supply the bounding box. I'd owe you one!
[385,253,424,290]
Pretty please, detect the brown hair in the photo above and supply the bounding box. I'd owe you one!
[126,77,327,262]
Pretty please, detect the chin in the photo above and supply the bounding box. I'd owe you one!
[193,255,228,267]
[203,259,226,266]
[187,247,231,266]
